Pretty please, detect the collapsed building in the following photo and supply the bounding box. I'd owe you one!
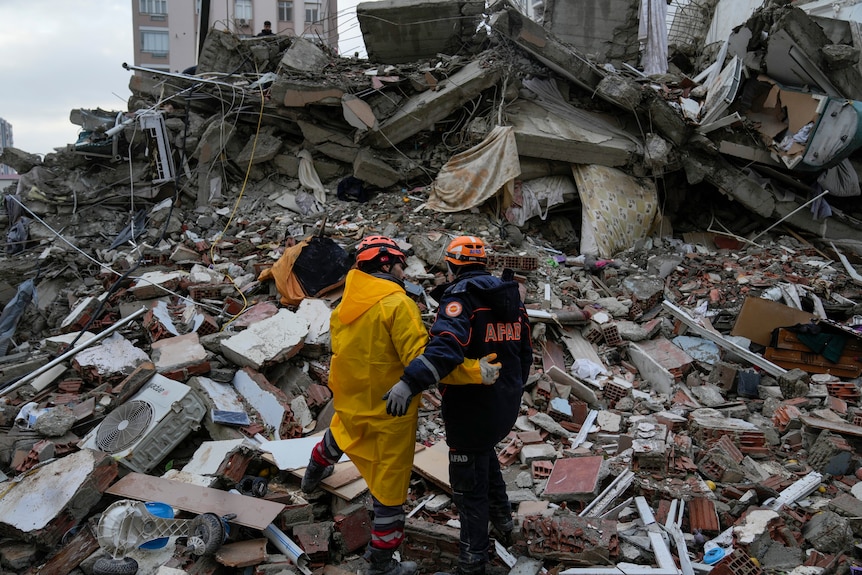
[0,0,861,573]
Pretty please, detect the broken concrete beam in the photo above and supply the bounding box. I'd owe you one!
[353,148,402,188]
[0,449,117,547]
[680,149,862,246]
[357,0,478,64]
[194,118,237,163]
[298,120,356,148]
[545,0,640,66]
[489,8,602,94]
[220,309,309,370]
[508,100,637,166]
[770,7,862,101]
[364,59,502,148]
[280,37,330,73]
[297,119,359,164]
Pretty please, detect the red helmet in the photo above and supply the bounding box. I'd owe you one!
[445,236,487,266]
[355,235,406,267]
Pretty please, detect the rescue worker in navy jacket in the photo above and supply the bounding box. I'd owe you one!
[384,236,533,575]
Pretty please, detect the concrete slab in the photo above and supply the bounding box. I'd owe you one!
[72,333,151,380]
[0,450,117,546]
[365,59,501,148]
[280,37,330,72]
[151,332,208,373]
[295,298,332,346]
[357,0,478,64]
[220,309,309,370]
[508,99,637,166]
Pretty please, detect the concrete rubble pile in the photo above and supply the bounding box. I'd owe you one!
[0,0,861,573]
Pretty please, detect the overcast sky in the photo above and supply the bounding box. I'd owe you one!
[0,1,370,158]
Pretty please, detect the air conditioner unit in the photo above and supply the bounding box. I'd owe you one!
[79,374,206,473]
[239,18,247,25]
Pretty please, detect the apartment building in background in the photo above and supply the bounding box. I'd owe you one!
[0,117,15,176]
[132,0,339,74]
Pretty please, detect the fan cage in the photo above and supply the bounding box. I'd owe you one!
[96,400,155,453]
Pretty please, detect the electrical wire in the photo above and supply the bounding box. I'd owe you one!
[210,62,268,331]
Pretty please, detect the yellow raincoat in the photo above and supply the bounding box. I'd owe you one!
[328,269,481,505]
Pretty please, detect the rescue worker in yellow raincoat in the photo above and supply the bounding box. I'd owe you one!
[302,235,501,575]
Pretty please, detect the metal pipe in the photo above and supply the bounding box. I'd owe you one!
[0,307,147,398]
[226,488,311,574]
[263,523,312,575]
[122,62,249,89]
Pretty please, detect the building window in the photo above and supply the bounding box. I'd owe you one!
[278,1,293,21]
[141,30,169,56]
[235,0,252,20]
[305,1,320,22]
[139,0,167,15]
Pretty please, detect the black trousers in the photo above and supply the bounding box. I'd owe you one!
[448,447,511,570]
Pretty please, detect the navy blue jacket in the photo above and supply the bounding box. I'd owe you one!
[402,270,532,450]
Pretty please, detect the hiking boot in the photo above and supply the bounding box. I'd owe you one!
[365,546,417,575]
[300,457,333,493]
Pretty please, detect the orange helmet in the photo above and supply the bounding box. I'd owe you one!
[444,236,487,266]
[355,235,406,267]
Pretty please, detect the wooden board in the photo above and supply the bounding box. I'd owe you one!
[412,441,451,493]
[558,327,605,366]
[106,473,284,530]
[763,347,862,378]
[216,538,268,568]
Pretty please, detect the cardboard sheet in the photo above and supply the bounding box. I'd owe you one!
[730,297,815,347]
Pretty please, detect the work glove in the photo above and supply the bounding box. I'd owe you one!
[383,380,414,417]
[480,353,502,385]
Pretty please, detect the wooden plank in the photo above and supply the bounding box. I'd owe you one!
[215,538,268,568]
[558,327,604,366]
[412,440,451,493]
[541,340,567,373]
[28,518,100,575]
[763,348,862,378]
[106,473,284,530]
